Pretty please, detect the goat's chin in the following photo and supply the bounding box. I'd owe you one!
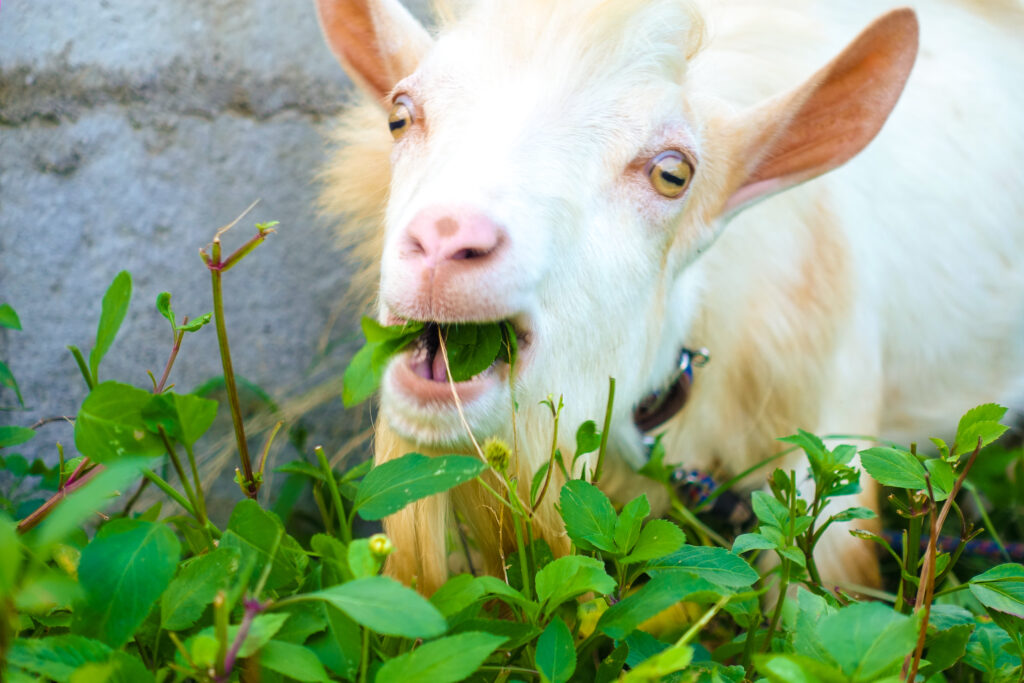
[379,362,513,449]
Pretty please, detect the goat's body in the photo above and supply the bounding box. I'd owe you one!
[666,0,1024,479]
[320,0,1024,591]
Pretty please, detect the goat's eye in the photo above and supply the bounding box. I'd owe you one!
[649,151,693,198]
[388,96,415,140]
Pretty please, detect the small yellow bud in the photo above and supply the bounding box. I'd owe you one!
[368,533,394,558]
[484,437,512,474]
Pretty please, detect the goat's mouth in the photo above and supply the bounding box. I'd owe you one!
[386,315,530,406]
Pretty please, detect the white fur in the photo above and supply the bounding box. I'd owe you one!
[319,0,1024,590]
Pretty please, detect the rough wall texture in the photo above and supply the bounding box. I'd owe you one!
[0,1,429,500]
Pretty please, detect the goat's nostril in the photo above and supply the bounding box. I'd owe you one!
[405,235,426,256]
[451,247,489,261]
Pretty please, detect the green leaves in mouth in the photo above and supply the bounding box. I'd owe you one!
[342,317,518,407]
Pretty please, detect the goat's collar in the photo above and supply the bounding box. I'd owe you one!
[632,346,710,433]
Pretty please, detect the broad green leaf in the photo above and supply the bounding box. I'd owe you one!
[342,342,379,407]
[176,312,212,332]
[831,506,877,523]
[474,575,540,619]
[0,426,35,449]
[141,392,218,447]
[622,519,687,564]
[624,630,668,668]
[443,323,503,382]
[647,545,759,588]
[920,623,974,677]
[614,494,650,554]
[342,318,424,407]
[535,617,575,683]
[558,479,618,552]
[596,642,629,683]
[970,563,1024,618]
[346,538,382,579]
[259,640,330,682]
[220,499,308,591]
[69,652,155,683]
[155,292,174,326]
[307,605,360,680]
[72,519,180,648]
[74,382,166,462]
[377,631,507,683]
[89,271,131,383]
[924,458,956,501]
[575,420,601,459]
[598,572,712,640]
[431,573,486,618]
[622,641,693,682]
[0,360,25,406]
[32,458,149,550]
[955,403,1009,454]
[0,303,22,330]
[303,576,446,638]
[160,547,239,630]
[860,447,927,490]
[965,621,1021,677]
[361,317,425,343]
[791,588,837,662]
[193,613,290,658]
[0,514,21,597]
[354,453,486,520]
[751,491,789,529]
[535,555,616,615]
[817,601,919,680]
[732,532,777,555]
[7,635,111,683]
[754,654,848,683]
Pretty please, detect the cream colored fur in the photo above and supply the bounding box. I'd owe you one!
[318,0,1024,593]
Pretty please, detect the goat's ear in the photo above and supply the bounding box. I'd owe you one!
[315,0,432,104]
[722,8,919,215]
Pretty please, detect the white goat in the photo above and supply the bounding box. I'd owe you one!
[316,0,1024,594]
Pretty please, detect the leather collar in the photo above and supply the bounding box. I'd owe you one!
[632,347,709,433]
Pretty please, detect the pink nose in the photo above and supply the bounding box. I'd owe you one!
[400,207,506,271]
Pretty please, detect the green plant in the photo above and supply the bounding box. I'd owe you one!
[1,214,1021,682]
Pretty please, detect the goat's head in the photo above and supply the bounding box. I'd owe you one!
[317,0,918,456]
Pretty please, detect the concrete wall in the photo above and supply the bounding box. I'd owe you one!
[0,1,428,482]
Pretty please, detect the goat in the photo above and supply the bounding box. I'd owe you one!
[315,0,1024,594]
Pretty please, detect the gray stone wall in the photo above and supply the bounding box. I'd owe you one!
[0,1,427,481]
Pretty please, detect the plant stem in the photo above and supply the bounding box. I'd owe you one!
[67,345,94,390]
[219,598,266,682]
[761,560,790,653]
[142,470,198,520]
[359,627,370,683]
[207,236,257,499]
[532,397,562,514]
[158,427,202,523]
[316,445,350,543]
[592,377,615,484]
[155,330,184,393]
[904,437,983,682]
[16,465,101,534]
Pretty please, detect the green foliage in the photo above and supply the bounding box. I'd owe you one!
[342,317,517,406]
[88,270,132,386]
[353,452,487,520]
[71,519,181,647]
[2,259,1019,682]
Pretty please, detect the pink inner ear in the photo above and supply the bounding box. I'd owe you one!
[315,0,431,103]
[725,8,919,215]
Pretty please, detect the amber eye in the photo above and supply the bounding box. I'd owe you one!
[388,95,415,140]
[648,150,694,198]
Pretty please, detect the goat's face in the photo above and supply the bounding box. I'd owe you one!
[317,0,918,452]
[374,5,716,447]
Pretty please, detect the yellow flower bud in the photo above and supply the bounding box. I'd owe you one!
[368,533,394,558]
[484,437,512,474]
